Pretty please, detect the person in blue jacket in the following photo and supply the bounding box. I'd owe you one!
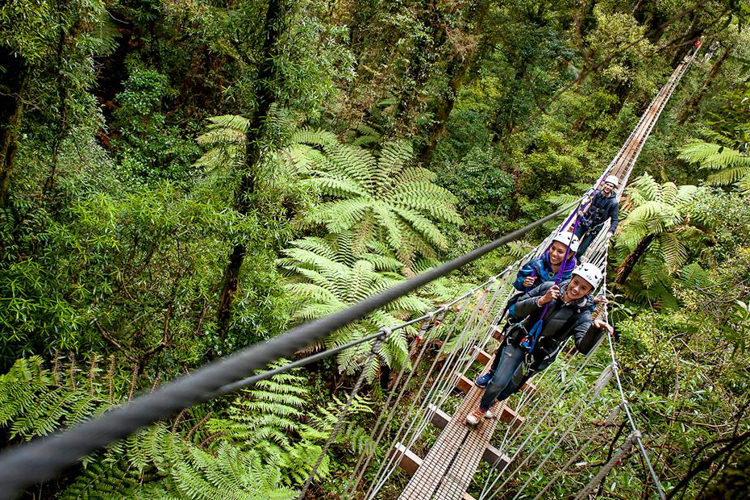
[512,231,580,293]
[575,175,620,257]
[477,232,606,389]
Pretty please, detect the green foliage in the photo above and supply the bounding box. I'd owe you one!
[679,139,750,192]
[112,60,201,183]
[291,138,463,264]
[208,364,373,489]
[59,427,299,500]
[208,367,309,452]
[278,233,431,380]
[0,0,59,65]
[0,356,116,442]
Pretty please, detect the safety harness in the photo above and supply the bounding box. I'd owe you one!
[520,209,584,355]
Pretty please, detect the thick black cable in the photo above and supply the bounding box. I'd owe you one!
[0,202,573,499]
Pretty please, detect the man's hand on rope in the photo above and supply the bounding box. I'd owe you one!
[594,295,608,306]
[594,319,618,341]
[538,285,560,306]
[523,276,537,288]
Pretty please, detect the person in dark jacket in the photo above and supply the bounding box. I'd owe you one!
[466,264,605,425]
[476,235,606,389]
[512,232,580,293]
[575,176,620,257]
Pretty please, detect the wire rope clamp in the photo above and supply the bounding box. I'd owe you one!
[377,328,391,344]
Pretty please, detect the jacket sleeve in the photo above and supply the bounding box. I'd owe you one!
[510,282,549,318]
[513,262,536,291]
[607,199,619,234]
[571,311,594,350]
[575,323,601,355]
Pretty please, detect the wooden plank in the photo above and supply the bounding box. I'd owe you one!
[482,444,510,469]
[471,346,492,365]
[520,379,537,394]
[428,404,450,430]
[492,325,504,342]
[392,442,477,500]
[391,443,422,476]
[498,404,525,429]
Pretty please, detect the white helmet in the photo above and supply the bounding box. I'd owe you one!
[571,263,603,290]
[604,175,620,188]
[551,232,580,253]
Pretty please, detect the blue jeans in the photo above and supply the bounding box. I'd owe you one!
[479,344,528,411]
[575,224,600,257]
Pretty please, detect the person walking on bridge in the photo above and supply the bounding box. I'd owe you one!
[466,264,605,425]
[512,232,580,293]
[574,176,620,257]
[476,234,606,388]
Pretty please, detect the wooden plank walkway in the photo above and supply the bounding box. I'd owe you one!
[398,378,503,500]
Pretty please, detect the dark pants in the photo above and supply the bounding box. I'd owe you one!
[575,224,600,257]
[479,344,530,411]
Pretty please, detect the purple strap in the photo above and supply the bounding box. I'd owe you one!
[523,208,585,354]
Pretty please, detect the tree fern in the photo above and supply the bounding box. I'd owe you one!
[279,234,431,379]
[679,140,750,192]
[615,174,703,304]
[288,138,463,265]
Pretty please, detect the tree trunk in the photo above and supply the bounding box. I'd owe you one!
[215,0,289,341]
[46,0,83,196]
[0,49,27,207]
[418,0,490,164]
[615,233,655,285]
[677,46,729,125]
[633,0,669,45]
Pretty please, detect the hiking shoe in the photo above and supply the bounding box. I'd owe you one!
[475,371,494,388]
[466,408,486,426]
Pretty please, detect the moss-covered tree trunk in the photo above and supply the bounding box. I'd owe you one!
[0,48,27,207]
[418,0,490,165]
[616,233,655,285]
[216,0,289,341]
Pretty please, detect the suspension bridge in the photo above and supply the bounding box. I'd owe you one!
[0,45,701,500]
